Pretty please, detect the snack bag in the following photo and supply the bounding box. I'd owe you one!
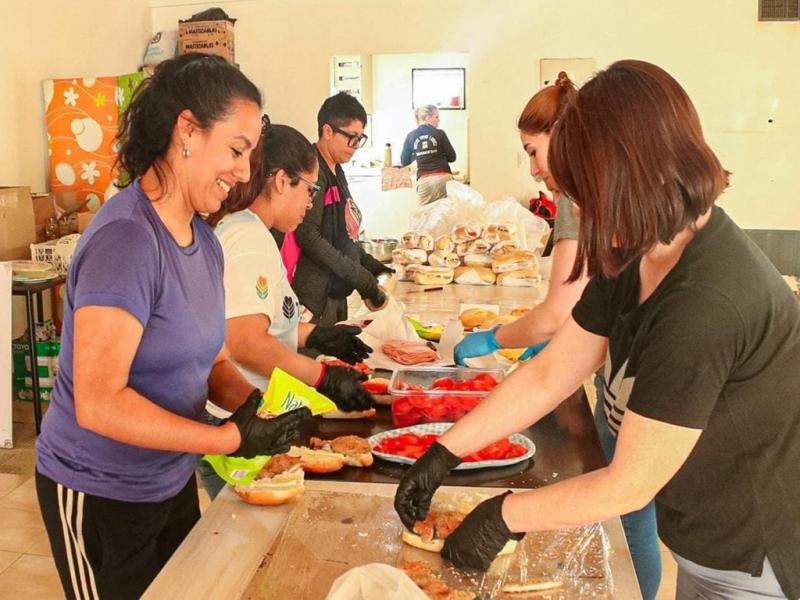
[203,368,337,486]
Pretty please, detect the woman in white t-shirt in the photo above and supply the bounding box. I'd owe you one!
[199,120,375,498]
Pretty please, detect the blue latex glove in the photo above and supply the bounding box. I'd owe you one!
[519,340,549,361]
[454,327,501,366]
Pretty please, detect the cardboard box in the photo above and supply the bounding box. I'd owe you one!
[0,187,37,261]
[179,19,234,63]
[31,193,55,243]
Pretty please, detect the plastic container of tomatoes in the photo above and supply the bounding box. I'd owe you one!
[389,367,505,427]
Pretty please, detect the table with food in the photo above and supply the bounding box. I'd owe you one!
[144,215,643,599]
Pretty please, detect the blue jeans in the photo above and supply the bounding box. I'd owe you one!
[594,375,662,600]
[196,410,227,501]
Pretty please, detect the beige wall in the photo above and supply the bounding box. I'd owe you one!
[0,0,152,192]
[1,1,151,336]
[152,0,800,230]
[3,1,796,228]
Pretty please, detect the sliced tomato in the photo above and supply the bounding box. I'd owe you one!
[473,372,498,385]
[408,394,433,409]
[507,443,528,458]
[397,381,424,391]
[392,397,413,415]
[361,377,390,394]
[431,377,456,390]
[401,445,426,459]
[421,403,448,420]
[477,439,512,461]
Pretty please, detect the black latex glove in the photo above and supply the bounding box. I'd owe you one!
[441,491,525,571]
[316,365,374,412]
[367,287,387,308]
[226,389,311,458]
[394,442,463,530]
[306,324,373,364]
[379,265,396,275]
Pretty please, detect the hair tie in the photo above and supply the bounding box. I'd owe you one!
[261,113,272,137]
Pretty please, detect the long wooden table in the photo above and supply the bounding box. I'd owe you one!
[144,280,642,598]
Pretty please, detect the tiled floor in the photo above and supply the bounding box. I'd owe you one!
[1,402,676,599]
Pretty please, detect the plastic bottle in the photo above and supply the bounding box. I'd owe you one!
[383,143,392,167]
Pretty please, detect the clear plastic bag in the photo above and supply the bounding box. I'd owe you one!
[409,182,550,253]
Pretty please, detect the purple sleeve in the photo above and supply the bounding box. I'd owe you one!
[72,220,160,327]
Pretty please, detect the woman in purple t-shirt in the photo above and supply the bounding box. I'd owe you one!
[35,54,311,600]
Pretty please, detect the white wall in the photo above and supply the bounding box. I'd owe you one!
[371,53,469,176]
[151,0,799,230]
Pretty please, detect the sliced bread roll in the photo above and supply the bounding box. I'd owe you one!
[496,268,539,287]
[463,253,493,267]
[453,265,495,286]
[491,250,537,273]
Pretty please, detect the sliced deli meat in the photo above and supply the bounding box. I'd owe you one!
[381,340,438,365]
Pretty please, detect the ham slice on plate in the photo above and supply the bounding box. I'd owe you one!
[381,340,438,365]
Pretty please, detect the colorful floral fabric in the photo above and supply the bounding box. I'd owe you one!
[43,73,144,209]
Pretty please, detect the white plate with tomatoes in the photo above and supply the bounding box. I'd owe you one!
[369,422,535,470]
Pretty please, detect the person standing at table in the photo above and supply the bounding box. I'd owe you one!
[395,60,800,599]
[291,92,393,326]
[400,104,457,205]
[198,121,376,500]
[453,75,662,599]
[34,54,310,600]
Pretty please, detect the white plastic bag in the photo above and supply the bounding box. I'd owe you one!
[485,197,550,253]
[325,563,428,600]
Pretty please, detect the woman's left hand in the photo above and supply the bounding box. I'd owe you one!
[441,491,525,571]
[306,324,373,364]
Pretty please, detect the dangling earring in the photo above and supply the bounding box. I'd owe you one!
[182,146,191,158]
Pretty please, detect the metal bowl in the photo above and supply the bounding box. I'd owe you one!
[360,238,398,262]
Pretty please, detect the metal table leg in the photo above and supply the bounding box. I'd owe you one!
[23,290,43,435]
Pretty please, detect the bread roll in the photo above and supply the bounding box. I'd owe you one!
[418,232,434,252]
[459,308,498,329]
[428,252,460,268]
[401,231,420,249]
[483,223,517,245]
[392,248,428,265]
[490,239,520,258]
[454,265,495,286]
[451,223,481,244]
[463,253,493,267]
[455,241,471,256]
[401,528,518,556]
[496,268,539,287]
[234,465,305,506]
[320,408,377,420]
[434,234,454,254]
[492,250,537,273]
[466,238,491,254]
[411,265,454,285]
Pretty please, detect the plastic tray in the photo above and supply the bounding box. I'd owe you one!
[368,422,535,470]
[389,366,504,426]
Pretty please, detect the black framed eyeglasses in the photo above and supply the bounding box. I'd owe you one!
[331,125,368,149]
[296,175,321,199]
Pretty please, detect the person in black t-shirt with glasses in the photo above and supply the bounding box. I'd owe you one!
[394,60,800,599]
